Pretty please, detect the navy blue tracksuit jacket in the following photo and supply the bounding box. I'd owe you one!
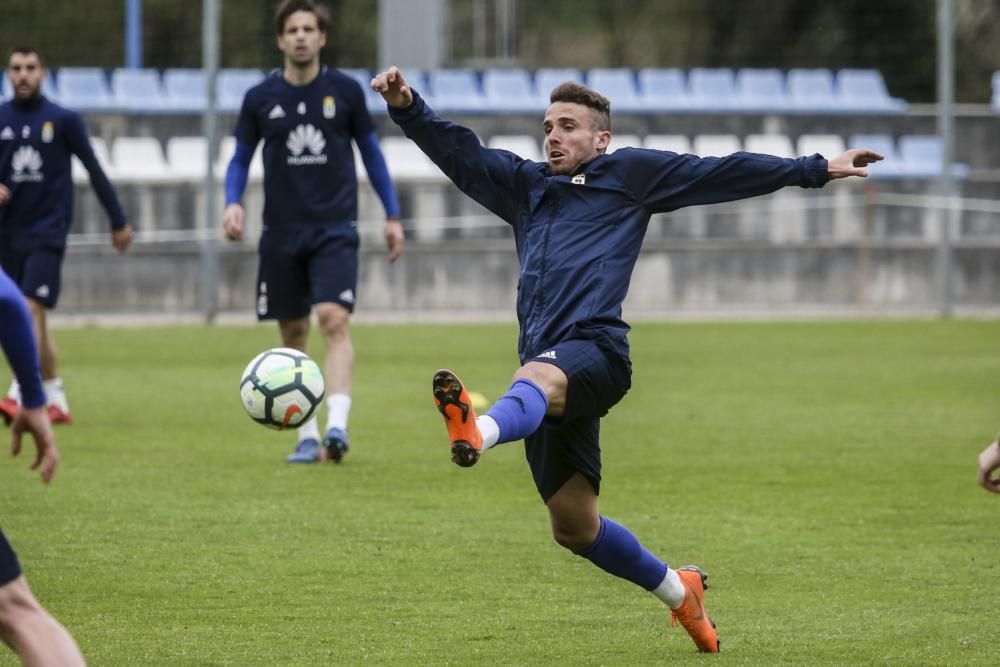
[390,93,830,366]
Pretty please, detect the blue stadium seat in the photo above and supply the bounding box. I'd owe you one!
[897,135,969,178]
[637,68,690,111]
[340,68,388,114]
[788,69,839,112]
[848,134,903,178]
[736,68,788,112]
[837,69,906,113]
[688,68,737,111]
[534,68,584,101]
[111,68,168,112]
[163,68,207,112]
[586,68,642,112]
[54,67,112,111]
[992,71,1000,110]
[482,68,544,112]
[218,68,265,112]
[429,69,484,113]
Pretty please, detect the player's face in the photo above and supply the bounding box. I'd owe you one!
[542,102,610,175]
[277,11,327,66]
[7,52,45,101]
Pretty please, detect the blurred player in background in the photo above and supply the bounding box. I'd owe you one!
[0,46,133,427]
[374,65,882,653]
[0,267,85,666]
[223,0,404,464]
[977,435,1000,493]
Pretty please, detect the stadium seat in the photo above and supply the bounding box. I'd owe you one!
[643,134,692,154]
[166,136,212,179]
[340,67,388,114]
[380,136,446,181]
[607,134,641,153]
[534,68,584,100]
[797,134,846,158]
[787,68,839,112]
[482,68,545,112]
[163,68,207,112]
[428,69,484,112]
[848,134,903,178]
[744,134,795,158]
[688,68,737,111]
[736,68,789,112]
[637,68,690,111]
[217,135,263,181]
[587,68,642,112]
[111,68,169,112]
[111,136,170,181]
[487,135,543,162]
[71,137,114,183]
[991,71,1000,110]
[693,134,741,157]
[897,135,970,178]
[53,67,112,111]
[837,69,906,113]
[218,69,265,112]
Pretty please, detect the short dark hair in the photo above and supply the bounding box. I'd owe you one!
[8,46,42,65]
[549,82,611,131]
[274,0,330,35]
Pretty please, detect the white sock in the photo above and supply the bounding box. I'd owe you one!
[6,379,20,402]
[477,415,500,450]
[651,567,687,609]
[326,394,351,431]
[297,417,320,442]
[44,378,69,412]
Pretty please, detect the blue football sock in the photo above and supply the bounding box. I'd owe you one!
[485,378,549,444]
[575,516,668,591]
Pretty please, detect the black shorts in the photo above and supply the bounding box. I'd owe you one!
[0,242,65,309]
[523,338,632,502]
[255,225,359,320]
[0,526,22,586]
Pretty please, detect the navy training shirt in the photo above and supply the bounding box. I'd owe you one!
[232,67,374,228]
[0,95,126,248]
[390,92,830,364]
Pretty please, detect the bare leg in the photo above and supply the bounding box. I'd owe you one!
[314,302,353,396]
[545,472,601,552]
[0,576,86,667]
[26,299,57,381]
[277,315,310,354]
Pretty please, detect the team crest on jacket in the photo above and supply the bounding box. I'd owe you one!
[323,96,336,118]
[41,121,54,143]
[572,173,586,185]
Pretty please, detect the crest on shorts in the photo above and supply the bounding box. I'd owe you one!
[571,173,586,185]
[323,96,336,118]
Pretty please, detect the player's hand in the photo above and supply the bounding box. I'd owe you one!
[977,439,1000,494]
[371,67,414,109]
[0,184,10,207]
[112,224,134,253]
[384,217,404,263]
[11,405,59,484]
[223,203,245,241]
[827,148,884,180]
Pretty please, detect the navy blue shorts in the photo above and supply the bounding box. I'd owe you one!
[256,225,359,320]
[522,338,632,502]
[0,526,22,586]
[0,244,65,308]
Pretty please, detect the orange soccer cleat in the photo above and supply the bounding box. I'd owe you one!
[432,369,483,467]
[0,397,18,426]
[670,566,720,653]
[46,404,72,425]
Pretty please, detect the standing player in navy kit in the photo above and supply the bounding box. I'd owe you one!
[223,0,404,464]
[0,46,133,427]
[1,267,86,666]
[373,66,883,653]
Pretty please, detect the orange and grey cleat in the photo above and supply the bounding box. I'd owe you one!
[670,565,720,653]
[432,369,483,467]
[0,397,17,426]
[47,405,72,425]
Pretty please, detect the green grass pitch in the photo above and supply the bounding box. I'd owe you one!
[1,320,998,665]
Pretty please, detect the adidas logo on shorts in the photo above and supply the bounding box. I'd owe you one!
[536,350,557,360]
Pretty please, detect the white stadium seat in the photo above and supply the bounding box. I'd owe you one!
[693,134,741,157]
[111,136,169,181]
[607,134,641,153]
[72,137,115,183]
[643,134,692,154]
[797,134,846,159]
[744,134,796,158]
[488,135,543,162]
[380,137,445,181]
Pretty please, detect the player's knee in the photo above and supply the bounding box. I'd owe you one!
[315,304,350,338]
[0,578,40,635]
[547,506,599,552]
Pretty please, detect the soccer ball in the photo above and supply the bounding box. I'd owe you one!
[239,348,325,430]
